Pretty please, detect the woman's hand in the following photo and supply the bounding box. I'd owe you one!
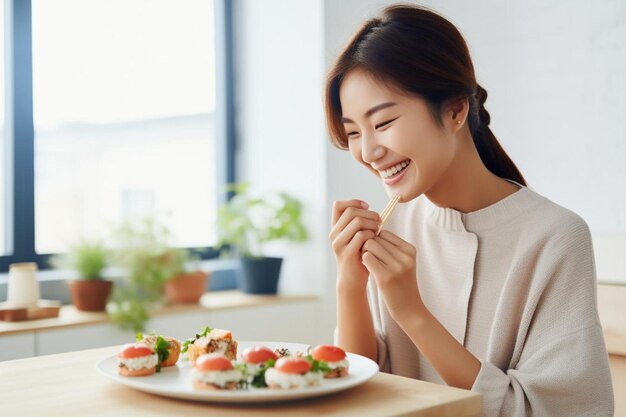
[361,230,427,321]
[330,200,381,291]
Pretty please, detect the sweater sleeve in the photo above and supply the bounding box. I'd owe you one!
[472,324,613,417]
[471,219,614,417]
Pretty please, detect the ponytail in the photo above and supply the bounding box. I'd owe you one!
[468,85,527,186]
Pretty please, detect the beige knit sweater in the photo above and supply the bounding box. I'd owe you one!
[365,185,614,416]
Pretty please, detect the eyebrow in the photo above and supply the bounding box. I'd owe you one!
[341,102,397,124]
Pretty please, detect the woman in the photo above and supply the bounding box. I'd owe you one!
[326,4,613,416]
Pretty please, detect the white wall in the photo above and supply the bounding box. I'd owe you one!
[234,0,626,342]
[233,0,327,300]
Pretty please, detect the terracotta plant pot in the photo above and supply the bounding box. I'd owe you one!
[67,279,113,312]
[164,271,210,304]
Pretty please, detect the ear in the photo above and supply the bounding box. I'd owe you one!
[443,97,469,133]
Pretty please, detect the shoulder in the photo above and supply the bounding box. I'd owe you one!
[513,189,596,292]
[522,187,592,250]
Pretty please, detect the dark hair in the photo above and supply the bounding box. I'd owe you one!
[325,4,526,186]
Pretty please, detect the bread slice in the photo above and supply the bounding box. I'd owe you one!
[192,380,238,391]
[324,366,349,378]
[118,364,156,377]
[187,328,238,364]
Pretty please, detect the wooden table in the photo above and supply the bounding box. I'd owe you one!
[0,346,482,416]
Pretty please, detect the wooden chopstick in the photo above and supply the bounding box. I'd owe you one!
[376,195,401,235]
[380,195,401,221]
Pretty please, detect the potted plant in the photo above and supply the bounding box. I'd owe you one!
[162,248,210,304]
[217,183,308,294]
[107,218,209,332]
[50,239,112,312]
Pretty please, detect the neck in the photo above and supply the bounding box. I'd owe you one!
[425,128,520,213]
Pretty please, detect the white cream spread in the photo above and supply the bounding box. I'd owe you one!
[118,354,158,370]
[326,358,349,370]
[264,368,323,389]
[192,369,242,387]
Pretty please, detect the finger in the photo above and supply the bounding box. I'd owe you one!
[332,216,381,251]
[346,229,376,254]
[377,230,415,256]
[362,238,399,269]
[362,251,386,278]
[372,237,414,265]
[332,200,370,226]
[330,207,380,241]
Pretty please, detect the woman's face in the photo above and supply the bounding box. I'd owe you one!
[339,69,459,202]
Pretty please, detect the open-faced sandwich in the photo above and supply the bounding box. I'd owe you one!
[192,353,242,390]
[241,345,279,386]
[311,344,349,378]
[183,326,238,364]
[137,332,181,369]
[264,356,323,389]
[117,343,158,377]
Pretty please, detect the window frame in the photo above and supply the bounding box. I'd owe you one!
[0,0,236,271]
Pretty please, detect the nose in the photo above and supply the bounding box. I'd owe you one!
[361,131,385,164]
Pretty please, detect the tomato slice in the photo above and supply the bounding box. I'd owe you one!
[118,343,154,359]
[242,346,278,364]
[274,357,312,374]
[195,353,234,371]
[312,345,346,362]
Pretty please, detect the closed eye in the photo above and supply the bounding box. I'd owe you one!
[347,131,360,138]
[375,117,399,129]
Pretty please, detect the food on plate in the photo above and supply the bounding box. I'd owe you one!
[241,345,279,387]
[192,353,242,390]
[183,327,238,364]
[264,356,323,389]
[274,347,305,358]
[137,332,181,369]
[311,344,349,378]
[117,343,158,377]
[243,345,279,364]
[274,347,291,358]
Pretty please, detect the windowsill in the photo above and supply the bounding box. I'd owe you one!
[0,290,319,336]
[0,259,240,303]
[0,258,238,283]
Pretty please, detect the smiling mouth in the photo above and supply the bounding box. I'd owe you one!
[380,160,410,179]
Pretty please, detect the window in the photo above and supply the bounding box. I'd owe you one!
[0,0,234,270]
[0,0,5,255]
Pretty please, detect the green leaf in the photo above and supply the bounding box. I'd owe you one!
[154,335,170,373]
[49,239,108,280]
[181,326,213,353]
[250,358,276,388]
[216,184,309,257]
[305,355,332,374]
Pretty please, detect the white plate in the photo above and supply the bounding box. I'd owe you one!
[96,341,379,403]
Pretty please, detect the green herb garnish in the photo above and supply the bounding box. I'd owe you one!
[136,331,169,373]
[233,362,249,389]
[154,335,170,372]
[249,358,276,388]
[181,326,213,353]
[305,355,331,374]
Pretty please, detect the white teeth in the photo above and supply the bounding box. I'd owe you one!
[380,160,410,179]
